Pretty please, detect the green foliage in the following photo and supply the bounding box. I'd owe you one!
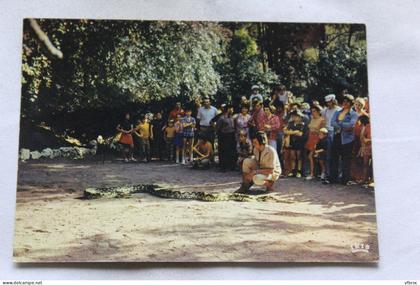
[309,43,368,98]
[258,23,367,100]
[20,20,368,142]
[217,26,279,103]
[112,21,227,103]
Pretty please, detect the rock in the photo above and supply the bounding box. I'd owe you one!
[20,149,31,161]
[40,148,53,158]
[89,140,98,148]
[59,147,77,157]
[96,135,105,144]
[74,147,91,159]
[110,142,124,152]
[52,149,61,158]
[30,151,42,160]
[109,142,117,150]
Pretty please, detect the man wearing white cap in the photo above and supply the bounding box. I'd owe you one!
[321,94,341,176]
[322,94,341,133]
[249,85,263,110]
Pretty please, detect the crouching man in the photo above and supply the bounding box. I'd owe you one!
[235,131,282,193]
[192,136,213,169]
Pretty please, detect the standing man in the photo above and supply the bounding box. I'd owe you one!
[196,97,218,145]
[327,94,358,185]
[321,94,341,177]
[249,85,263,110]
[235,131,282,193]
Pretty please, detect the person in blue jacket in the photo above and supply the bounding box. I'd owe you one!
[326,94,359,185]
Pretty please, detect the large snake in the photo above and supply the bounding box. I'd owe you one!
[84,184,293,203]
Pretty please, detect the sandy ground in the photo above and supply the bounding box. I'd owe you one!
[13,158,379,263]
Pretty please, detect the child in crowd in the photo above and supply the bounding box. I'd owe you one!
[134,114,153,162]
[284,110,308,178]
[314,127,329,180]
[181,108,196,164]
[164,119,176,161]
[174,114,184,164]
[236,130,252,170]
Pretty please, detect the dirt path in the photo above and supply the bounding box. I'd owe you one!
[13,159,379,262]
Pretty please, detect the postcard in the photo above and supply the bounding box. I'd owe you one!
[14,19,378,262]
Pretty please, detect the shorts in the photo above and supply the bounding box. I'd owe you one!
[173,133,184,147]
[289,141,305,150]
[305,132,320,151]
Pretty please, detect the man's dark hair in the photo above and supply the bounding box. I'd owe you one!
[253,131,268,145]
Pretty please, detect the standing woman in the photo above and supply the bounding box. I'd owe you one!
[351,97,369,182]
[216,104,237,171]
[353,98,369,144]
[305,105,325,180]
[358,115,373,186]
[116,112,135,162]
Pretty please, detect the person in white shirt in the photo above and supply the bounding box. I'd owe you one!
[321,94,341,176]
[322,94,341,134]
[197,97,218,145]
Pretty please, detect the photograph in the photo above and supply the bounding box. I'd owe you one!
[14,19,378,262]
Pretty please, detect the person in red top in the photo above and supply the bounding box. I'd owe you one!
[274,101,287,176]
[169,101,185,120]
[357,115,373,186]
[351,97,369,182]
[263,102,281,150]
